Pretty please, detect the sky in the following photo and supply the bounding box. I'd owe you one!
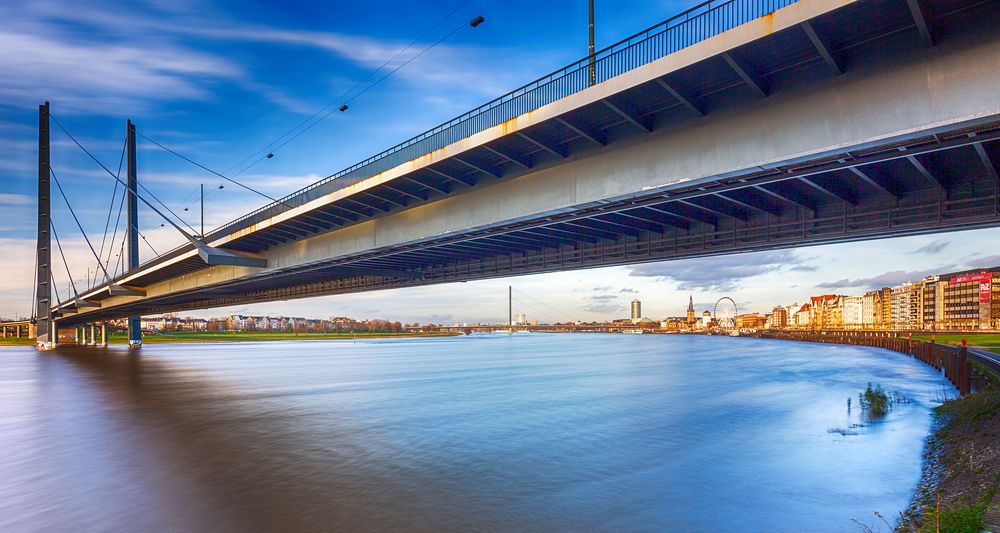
[2,0,1000,325]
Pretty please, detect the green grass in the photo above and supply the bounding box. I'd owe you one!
[0,337,35,346]
[912,334,1000,355]
[920,503,989,533]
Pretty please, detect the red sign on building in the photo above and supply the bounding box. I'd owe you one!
[951,272,993,329]
[949,272,993,284]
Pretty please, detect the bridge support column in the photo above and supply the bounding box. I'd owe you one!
[1,326,5,338]
[35,102,52,350]
[126,119,141,349]
[100,322,107,347]
[50,320,58,348]
[74,326,79,344]
[89,324,98,346]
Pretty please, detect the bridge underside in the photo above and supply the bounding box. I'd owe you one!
[55,0,1000,325]
[63,118,1000,323]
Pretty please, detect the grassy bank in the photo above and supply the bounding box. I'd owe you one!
[900,385,1000,532]
[0,337,35,346]
[0,331,459,347]
[912,334,1000,355]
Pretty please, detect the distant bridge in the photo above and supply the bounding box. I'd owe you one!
[0,321,32,339]
[33,0,1000,346]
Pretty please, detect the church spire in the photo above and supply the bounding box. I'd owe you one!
[687,294,694,312]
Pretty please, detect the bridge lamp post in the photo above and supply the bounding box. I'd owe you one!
[588,0,596,86]
[183,184,224,239]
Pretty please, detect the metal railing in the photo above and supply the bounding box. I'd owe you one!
[208,0,800,239]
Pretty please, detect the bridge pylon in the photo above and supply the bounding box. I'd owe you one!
[35,102,53,350]
[126,120,141,348]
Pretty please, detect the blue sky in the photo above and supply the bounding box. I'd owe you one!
[2,0,999,324]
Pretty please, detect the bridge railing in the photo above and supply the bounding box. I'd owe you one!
[206,0,799,241]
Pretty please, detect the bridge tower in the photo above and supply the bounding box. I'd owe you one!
[35,102,52,348]
[126,120,141,348]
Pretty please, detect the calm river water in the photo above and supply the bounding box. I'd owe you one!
[0,334,955,532]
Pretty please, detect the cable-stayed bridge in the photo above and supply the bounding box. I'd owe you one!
[26,0,1000,346]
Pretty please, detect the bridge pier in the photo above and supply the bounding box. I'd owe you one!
[99,322,107,347]
[49,320,58,348]
[89,324,98,346]
[74,326,80,344]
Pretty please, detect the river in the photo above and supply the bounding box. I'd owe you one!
[0,334,955,532]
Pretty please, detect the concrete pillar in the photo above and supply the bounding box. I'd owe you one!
[15,325,19,338]
[50,320,58,348]
[126,120,141,350]
[1,326,6,337]
[74,326,80,344]
[81,324,88,345]
[89,324,97,346]
[100,322,107,347]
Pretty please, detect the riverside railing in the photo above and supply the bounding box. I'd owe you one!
[205,0,800,241]
[759,331,984,396]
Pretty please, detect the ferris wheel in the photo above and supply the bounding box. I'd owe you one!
[714,297,738,331]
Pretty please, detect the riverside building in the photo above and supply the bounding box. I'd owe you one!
[842,296,864,329]
[890,283,920,329]
[810,295,842,330]
[799,267,999,331]
[938,268,999,330]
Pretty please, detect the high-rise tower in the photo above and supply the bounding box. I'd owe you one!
[631,299,641,322]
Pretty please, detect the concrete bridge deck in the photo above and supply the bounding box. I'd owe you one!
[53,0,1000,326]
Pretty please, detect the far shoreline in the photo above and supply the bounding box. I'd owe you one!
[0,331,459,347]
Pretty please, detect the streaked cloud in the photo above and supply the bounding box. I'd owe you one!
[0,30,242,113]
[0,194,32,205]
[628,250,806,292]
[910,239,949,255]
[816,268,953,290]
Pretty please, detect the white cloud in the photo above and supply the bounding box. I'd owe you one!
[0,30,243,114]
[628,250,810,292]
[0,194,32,205]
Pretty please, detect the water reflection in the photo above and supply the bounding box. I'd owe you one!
[0,335,955,532]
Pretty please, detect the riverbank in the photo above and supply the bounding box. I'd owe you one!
[0,331,459,346]
[754,332,999,531]
[900,385,1000,532]
[0,337,34,346]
